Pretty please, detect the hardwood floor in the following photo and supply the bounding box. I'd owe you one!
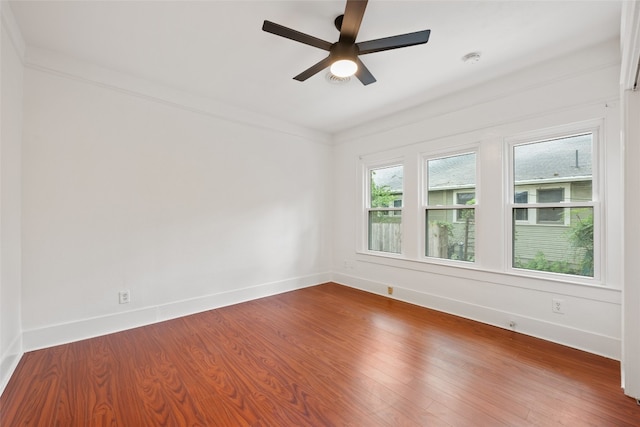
[1,283,639,426]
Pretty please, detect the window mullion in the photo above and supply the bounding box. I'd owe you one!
[512,202,595,209]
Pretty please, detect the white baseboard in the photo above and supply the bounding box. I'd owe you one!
[332,273,621,360]
[22,273,330,352]
[0,333,23,396]
[11,270,620,395]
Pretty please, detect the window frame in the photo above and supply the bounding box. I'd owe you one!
[506,125,601,282]
[422,148,479,264]
[363,160,405,256]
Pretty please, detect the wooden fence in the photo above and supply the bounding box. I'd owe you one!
[369,222,402,254]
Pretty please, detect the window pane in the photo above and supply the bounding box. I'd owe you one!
[427,153,476,205]
[515,191,528,204]
[514,134,592,202]
[538,188,564,203]
[369,211,402,253]
[515,191,528,221]
[369,165,403,254]
[537,207,564,224]
[426,210,475,261]
[371,165,403,208]
[513,207,594,277]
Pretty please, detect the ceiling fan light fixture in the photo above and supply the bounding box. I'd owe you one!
[262,0,430,85]
[330,59,358,78]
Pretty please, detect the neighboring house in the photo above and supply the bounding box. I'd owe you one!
[372,134,593,271]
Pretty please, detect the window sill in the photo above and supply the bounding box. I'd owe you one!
[354,251,619,302]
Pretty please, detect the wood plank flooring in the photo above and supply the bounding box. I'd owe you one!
[1,282,639,426]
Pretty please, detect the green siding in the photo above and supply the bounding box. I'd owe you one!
[513,224,587,270]
[571,181,592,202]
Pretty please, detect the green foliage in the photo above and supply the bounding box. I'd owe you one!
[567,210,594,276]
[517,251,576,275]
[460,199,476,221]
[514,209,594,277]
[370,211,401,224]
[370,173,395,208]
[430,220,453,235]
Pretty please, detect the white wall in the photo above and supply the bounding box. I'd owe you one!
[332,39,624,359]
[621,0,640,400]
[0,1,24,392]
[20,51,333,350]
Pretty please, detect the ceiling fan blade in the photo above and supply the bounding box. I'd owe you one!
[357,30,431,55]
[293,56,334,81]
[355,57,376,85]
[263,20,332,51]
[339,0,368,44]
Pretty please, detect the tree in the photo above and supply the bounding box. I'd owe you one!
[568,210,594,276]
[370,172,395,208]
[460,199,475,261]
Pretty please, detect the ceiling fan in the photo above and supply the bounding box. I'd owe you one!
[262,0,431,85]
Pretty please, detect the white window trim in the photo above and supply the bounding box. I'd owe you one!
[505,122,602,283]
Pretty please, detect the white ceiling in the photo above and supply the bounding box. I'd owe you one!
[9,0,623,134]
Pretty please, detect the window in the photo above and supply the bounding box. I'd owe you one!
[514,191,529,221]
[367,164,403,254]
[537,188,565,224]
[510,133,595,278]
[425,152,476,262]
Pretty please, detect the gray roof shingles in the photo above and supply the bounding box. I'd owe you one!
[372,134,592,191]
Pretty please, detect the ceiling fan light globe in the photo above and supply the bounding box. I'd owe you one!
[330,59,358,78]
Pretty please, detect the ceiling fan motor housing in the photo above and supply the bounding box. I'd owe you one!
[331,42,359,62]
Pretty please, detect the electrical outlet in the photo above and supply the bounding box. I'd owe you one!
[387,286,394,295]
[552,298,564,314]
[119,290,131,304]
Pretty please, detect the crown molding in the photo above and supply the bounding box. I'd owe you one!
[24,46,332,146]
[1,0,25,60]
[334,39,620,145]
